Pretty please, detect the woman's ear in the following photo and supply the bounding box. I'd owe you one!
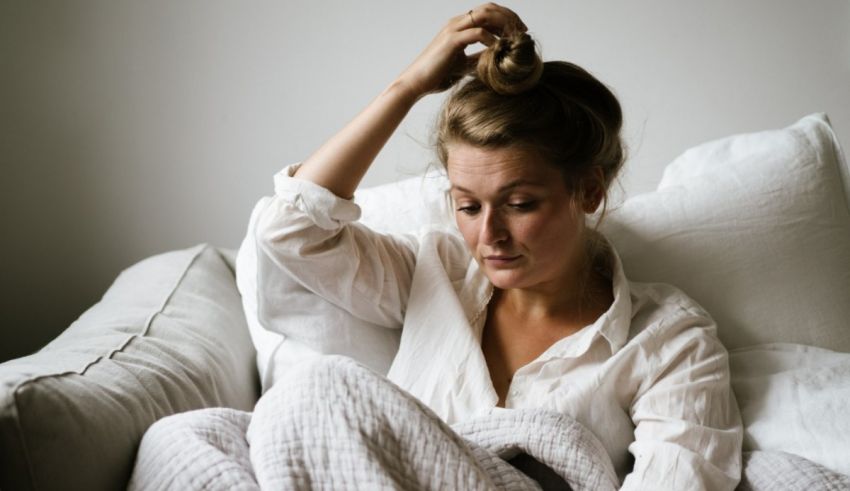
[581,166,605,213]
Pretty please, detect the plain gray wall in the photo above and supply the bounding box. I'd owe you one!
[2,1,848,362]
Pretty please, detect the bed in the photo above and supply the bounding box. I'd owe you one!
[1,112,848,490]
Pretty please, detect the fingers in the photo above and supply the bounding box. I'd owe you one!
[457,2,528,36]
[457,27,498,48]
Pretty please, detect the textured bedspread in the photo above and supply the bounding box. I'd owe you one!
[128,355,850,490]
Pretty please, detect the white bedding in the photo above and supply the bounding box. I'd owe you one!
[128,355,621,490]
[729,342,850,476]
[127,352,850,490]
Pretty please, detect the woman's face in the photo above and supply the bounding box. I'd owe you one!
[446,142,588,292]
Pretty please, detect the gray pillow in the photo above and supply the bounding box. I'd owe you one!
[0,243,259,491]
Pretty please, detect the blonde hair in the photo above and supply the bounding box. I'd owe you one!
[429,29,627,313]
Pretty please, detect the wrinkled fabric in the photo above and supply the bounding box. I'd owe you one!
[129,355,623,490]
[252,161,744,489]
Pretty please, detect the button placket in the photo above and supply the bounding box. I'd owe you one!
[508,373,525,401]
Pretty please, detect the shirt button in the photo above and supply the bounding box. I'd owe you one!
[510,388,520,397]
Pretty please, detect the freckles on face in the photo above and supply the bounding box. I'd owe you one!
[446,142,585,289]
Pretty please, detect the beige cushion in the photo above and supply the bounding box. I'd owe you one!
[0,243,259,491]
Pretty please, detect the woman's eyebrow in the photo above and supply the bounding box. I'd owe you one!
[450,179,545,194]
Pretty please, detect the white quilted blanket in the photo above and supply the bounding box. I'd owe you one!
[128,355,618,490]
[128,355,850,490]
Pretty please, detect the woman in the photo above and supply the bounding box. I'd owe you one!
[251,3,743,489]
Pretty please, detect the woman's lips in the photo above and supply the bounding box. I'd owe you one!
[484,255,521,265]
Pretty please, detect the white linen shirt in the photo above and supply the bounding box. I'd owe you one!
[252,161,744,490]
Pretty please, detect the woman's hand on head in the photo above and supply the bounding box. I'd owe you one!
[395,3,528,101]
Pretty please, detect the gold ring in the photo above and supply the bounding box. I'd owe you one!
[468,9,478,28]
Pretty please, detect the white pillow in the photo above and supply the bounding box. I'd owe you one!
[597,112,850,352]
[353,167,454,234]
[729,342,850,475]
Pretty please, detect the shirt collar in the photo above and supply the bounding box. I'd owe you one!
[593,231,632,355]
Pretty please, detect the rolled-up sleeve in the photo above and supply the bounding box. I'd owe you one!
[254,161,419,328]
[620,311,744,490]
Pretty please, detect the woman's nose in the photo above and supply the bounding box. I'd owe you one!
[480,209,509,245]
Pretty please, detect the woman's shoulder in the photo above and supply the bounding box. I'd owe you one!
[625,278,723,352]
[630,279,710,319]
[623,280,731,403]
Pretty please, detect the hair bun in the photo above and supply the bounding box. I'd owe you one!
[476,30,543,95]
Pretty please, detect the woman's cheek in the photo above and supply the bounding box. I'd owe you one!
[456,218,479,250]
[521,210,580,250]
[514,213,553,242]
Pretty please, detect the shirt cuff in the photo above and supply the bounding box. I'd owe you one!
[272,161,362,230]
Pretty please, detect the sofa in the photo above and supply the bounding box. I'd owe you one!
[2,112,849,490]
[0,243,259,490]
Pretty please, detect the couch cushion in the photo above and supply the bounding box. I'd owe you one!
[0,243,259,491]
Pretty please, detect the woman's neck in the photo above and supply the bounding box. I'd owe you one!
[496,245,612,327]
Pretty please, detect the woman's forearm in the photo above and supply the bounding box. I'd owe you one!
[290,2,512,199]
[291,79,420,200]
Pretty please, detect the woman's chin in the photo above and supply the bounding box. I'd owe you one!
[484,270,528,290]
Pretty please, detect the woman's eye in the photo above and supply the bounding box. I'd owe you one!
[509,201,536,211]
[457,204,480,215]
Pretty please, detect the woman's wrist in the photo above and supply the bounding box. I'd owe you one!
[387,77,425,106]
